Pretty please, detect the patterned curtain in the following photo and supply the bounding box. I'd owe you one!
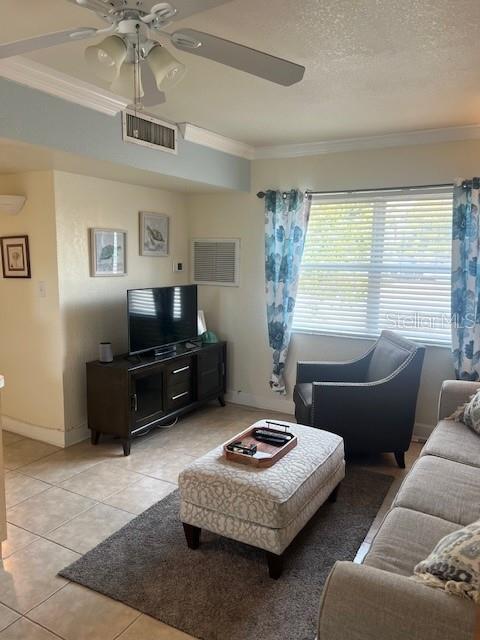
[265,189,310,394]
[452,178,480,379]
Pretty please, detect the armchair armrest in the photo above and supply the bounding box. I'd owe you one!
[296,346,375,384]
[438,380,480,421]
[318,562,475,640]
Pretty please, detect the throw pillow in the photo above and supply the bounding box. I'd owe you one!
[448,390,480,435]
[413,519,480,603]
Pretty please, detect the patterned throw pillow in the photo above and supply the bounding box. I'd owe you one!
[414,519,480,603]
[462,391,480,435]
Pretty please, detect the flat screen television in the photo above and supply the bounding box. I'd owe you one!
[128,284,198,355]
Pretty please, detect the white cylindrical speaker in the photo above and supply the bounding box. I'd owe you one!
[99,342,113,363]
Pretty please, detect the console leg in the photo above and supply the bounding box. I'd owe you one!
[183,523,201,549]
[394,451,406,469]
[266,551,283,579]
[90,430,100,445]
[218,394,226,407]
[122,439,131,457]
[328,483,340,503]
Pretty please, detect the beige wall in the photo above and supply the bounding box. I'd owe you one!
[54,171,189,442]
[0,171,65,439]
[187,139,480,435]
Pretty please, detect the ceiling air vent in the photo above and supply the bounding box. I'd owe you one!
[122,110,177,154]
[192,238,240,287]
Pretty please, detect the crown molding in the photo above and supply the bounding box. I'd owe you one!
[179,123,255,160]
[253,124,480,159]
[2,57,479,161]
[0,57,129,117]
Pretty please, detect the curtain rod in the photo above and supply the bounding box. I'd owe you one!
[256,182,457,199]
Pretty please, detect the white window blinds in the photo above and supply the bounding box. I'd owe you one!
[293,186,453,345]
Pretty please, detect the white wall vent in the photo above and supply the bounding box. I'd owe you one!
[122,110,177,154]
[192,238,240,286]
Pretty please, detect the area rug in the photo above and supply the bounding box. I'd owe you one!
[60,467,393,640]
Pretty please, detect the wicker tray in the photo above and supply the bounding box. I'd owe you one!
[223,421,297,468]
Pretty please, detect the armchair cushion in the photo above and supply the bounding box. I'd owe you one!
[292,383,312,425]
[366,330,417,382]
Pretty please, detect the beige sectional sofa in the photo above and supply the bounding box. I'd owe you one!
[318,380,480,640]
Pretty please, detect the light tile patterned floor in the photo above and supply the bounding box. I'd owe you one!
[0,403,422,639]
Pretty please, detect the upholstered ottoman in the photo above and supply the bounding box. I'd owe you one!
[178,420,345,578]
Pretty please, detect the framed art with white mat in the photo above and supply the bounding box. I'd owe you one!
[90,228,127,277]
[0,235,31,278]
[140,211,169,257]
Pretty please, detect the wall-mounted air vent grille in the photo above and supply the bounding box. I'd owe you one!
[122,110,177,154]
[192,238,240,286]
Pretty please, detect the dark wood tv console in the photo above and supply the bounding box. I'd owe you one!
[86,341,226,456]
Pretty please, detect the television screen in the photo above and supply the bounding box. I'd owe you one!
[128,285,198,355]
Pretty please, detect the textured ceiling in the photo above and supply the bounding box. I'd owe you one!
[2,0,480,146]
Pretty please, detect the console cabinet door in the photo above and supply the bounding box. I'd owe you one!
[197,345,223,400]
[130,366,165,430]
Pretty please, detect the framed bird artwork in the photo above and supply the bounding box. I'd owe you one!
[140,212,169,257]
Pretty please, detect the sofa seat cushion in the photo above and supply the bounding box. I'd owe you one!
[394,456,480,526]
[293,383,312,424]
[178,421,344,529]
[364,507,461,576]
[422,420,480,469]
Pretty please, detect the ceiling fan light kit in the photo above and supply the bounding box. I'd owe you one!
[111,63,144,99]
[85,35,127,83]
[0,0,305,110]
[147,46,186,90]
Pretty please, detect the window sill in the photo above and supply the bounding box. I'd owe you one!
[291,328,451,349]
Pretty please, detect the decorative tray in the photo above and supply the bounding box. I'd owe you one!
[223,420,297,468]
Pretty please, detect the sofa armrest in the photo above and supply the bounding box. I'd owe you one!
[438,380,480,421]
[318,562,475,640]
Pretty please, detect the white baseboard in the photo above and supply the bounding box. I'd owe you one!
[1,415,90,448]
[413,422,434,443]
[64,423,90,447]
[1,416,67,447]
[225,390,295,415]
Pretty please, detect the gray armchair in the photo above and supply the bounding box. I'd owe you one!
[293,331,425,467]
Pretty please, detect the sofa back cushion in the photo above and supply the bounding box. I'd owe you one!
[366,331,417,382]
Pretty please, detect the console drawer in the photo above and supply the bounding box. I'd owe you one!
[166,387,192,412]
[166,358,192,388]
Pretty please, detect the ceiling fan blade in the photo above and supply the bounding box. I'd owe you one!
[170,29,305,86]
[143,0,232,21]
[141,64,166,107]
[0,28,98,59]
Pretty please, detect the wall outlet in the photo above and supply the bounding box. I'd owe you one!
[173,260,183,273]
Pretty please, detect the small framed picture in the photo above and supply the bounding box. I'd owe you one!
[140,211,169,257]
[90,228,127,277]
[0,235,31,278]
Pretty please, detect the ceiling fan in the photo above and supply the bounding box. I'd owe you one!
[0,0,306,109]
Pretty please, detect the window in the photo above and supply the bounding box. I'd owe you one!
[293,186,453,345]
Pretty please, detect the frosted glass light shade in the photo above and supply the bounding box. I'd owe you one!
[147,45,186,90]
[85,35,127,83]
[110,63,144,99]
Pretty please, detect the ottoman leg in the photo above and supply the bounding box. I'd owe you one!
[266,551,283,579]
[328,483,341,503]
[183,523,201,549]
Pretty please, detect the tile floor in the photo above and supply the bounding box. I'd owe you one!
[0,404,422,639]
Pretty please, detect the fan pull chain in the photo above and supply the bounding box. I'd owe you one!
[132,24,141,136]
